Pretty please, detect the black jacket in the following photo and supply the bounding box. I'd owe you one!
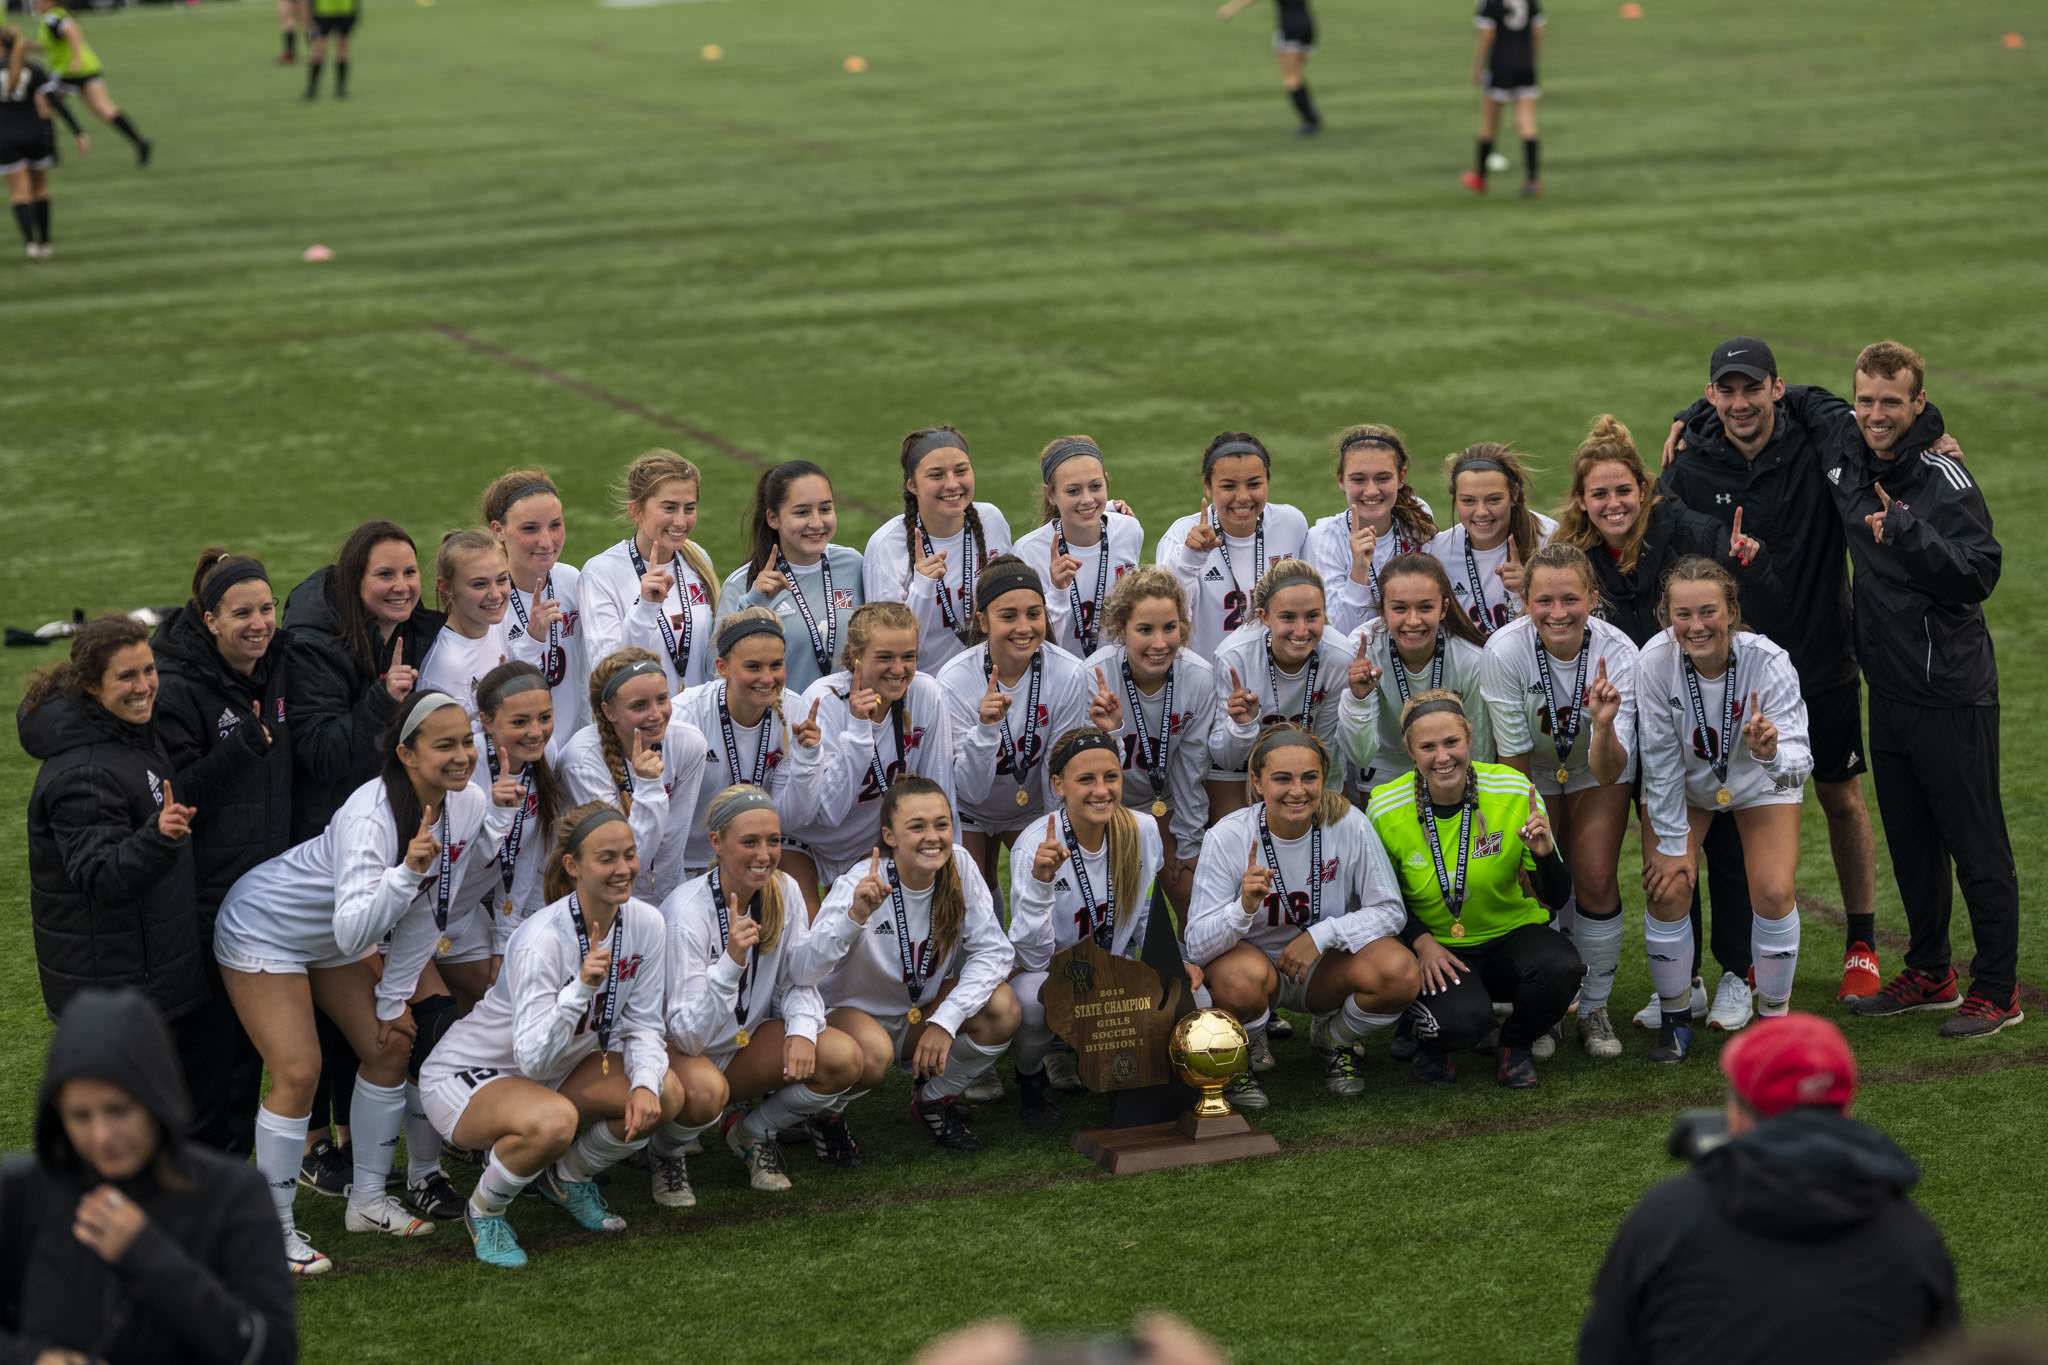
[1579,1107,1957,1365]
[0,989,295,1364]
[1781,390,2000,709]
[20,695,207,1024]
[1665,390,1857,693]
[1589,496,1777,648]
[150,606,296,928]
[280,567,444,842]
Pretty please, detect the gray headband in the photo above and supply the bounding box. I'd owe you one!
[564,806,628,854]
[1210,439,1266,462]
[482,671,550,709]
[706,786,779,833]
[600,657,668,704]
[398,692,462,742]
[717,615,785,655]
[500,482,558,513]
[1455,458,1510,479]
[906,429,968,468]
[1040,439,1102,483]
[1260,567,1322,603]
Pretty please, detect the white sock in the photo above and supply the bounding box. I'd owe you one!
[255,1106,308,1232]
[1327,997,1399,1045]
[1554,892,1579,939]
[469,1149,537,1218]
[1753,909,1800,1010]
[1011,971,1050,1073]
[404,1083,441,1184]
[649,1119,715,1159]
[1575,909,1626,1012]
[822,1087,869,1118]
[1645,916,1696,1012]
[922,1033,1007,1101]
[1245,1009,1271,1038]
[742,1085,836,1141]
[348,1077,407,1209]
[556,1120,641,1182]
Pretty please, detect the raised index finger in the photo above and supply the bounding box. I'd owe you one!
[1228,666,1242,691]
[807,698,821,724]
[1045,814,1057,842]
[1731,507,1744,539]
[868,846,881,875]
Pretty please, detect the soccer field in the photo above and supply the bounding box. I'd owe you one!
[4,0,2046,1358]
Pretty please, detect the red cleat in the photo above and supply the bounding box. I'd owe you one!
[1460,170,1488,194]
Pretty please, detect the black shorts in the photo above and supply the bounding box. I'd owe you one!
[0,135,55,174]
[313,14,356,35]
[50,72,104,96]
[1803,677,1869,784]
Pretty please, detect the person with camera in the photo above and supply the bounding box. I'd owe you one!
[1578,1012,1958,1365]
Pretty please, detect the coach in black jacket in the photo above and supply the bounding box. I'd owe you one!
[1780,343,2020,1036]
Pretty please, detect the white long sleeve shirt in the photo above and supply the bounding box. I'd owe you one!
[451,736,564,957]
[579,538,718,694]
[1182,804,1406,965]
[1007,807,1162,973]
[555,715,709,905]
[790,670,956,873]
[718,544,867,697]
[1336,620,1494,783]
[503,564,590,738]
[659,869,825,1057]
[1155,503,1309,661]
[670,681,825,871]
[1209,624,1351,776]
[1636,630,1813,855]
[1425,514,1559,640]
[936,641,1094,830]
[1009,512,1147,657]
[416,623,513,718]
[1480,614,1640,796]
[1078,644,1216,858]
[860,506,1014,672]
[1302,509,1435,636]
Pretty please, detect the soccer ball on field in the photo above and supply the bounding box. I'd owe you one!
[1486,151,1511,173]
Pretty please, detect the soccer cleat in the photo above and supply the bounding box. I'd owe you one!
[1411,1046,1456,1085]
[910,1086,984,1151]
[1937,989,2024,1039]
[961,1069,1005,1104]
[1293,119,1321,139]
[1577,1006,1623,1059]
[1496,1046,1539,1089]
[1531,1023,1560,1061]
[805,1117,865,1168]
[1042,1043,1085,1093]
[440,1139,485,1166]
[136,139,152,168]
[406,1171,464,1221]
[650,1151,695,1208]
[1319,1046,1366,1097]
[725,1119,793,1191]
[1707,971,1754,1032]
[1648,1014,1694,1065]
[298,1138,350,1197]
[1632,978,1708,1029]
[1247,1025,1276,1073]
[1460,170,1488,194]
[283,1228,332,1276]
[1388,1010,1418,1062]
[1222,1071,1269,1110]
[23,243,36,262]
[1016,1066,1063,1133]
[1851,965,1962,1017]
[276,51,297,65]
[344,1192,434,1237]
[535,1167,627,1231]
[1519,180,1543,197]
[1266,1014,1294,1041]
[463,1204,527,1269]
[1838,943,1882,1001]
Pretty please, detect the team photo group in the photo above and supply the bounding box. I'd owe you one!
[20,330,2016,1302]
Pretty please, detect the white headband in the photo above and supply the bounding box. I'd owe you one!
[399,692,462,742]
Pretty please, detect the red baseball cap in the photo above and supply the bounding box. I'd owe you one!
[1719,1012,1858,1118]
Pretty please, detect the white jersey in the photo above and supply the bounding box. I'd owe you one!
[1480,614,1640,795]
[1636,631,1813,856]
[860,505,1014,672]
[718,544,866,698]
[422,894,670,1098]
[1009,512,1147,658]
[555,716,709,904]
[503,565,589,739]
[1156,504,1310,661]
[1209,624,1350,777]
[937,641,1094,831]
[1302,509,1435,635]
[791,670,956,874]
[659,869,825,1057]
[798,847,1015,1037]
[578,538,718,694]
[1337,620,1494,784]
[416,623,512,718]
[452,737,564,957]
[1008,808,1162,974]
[670,681,825,871]
[214,776,513,1019]
[1183,804,1406,965]
[1425,513,1560,640]
[1078,644,1217,858]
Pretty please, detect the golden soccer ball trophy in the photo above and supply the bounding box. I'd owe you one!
[1168,1008,1251,1118]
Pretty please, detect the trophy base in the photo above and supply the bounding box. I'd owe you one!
[1070,1110,1279,1175]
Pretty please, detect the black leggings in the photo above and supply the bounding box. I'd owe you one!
[1694,811,1754,978]
[1411,923,1583,1052]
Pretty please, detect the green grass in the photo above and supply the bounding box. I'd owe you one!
[4,0,2047,1359]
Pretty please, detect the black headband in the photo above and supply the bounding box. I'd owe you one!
[1209,439,1266,463]
[717,615,785,655]
[1454,458,1510,479]
[1050,729,1118,776]
[500,482,558,512]
[1400,697,1468,733]
[200,558,270,612]
[564,806,628,855]
[1040,439,1102,482]
[1340,433,1404,459]
[482,671,550,709]
[906,429,968,468]
[976,565,1045,612]
[600,657,667,703]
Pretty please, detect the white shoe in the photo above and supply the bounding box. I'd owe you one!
[1577,1006,1623,1058]
[650,1150,696,1208]
[1530,1024,1558,1061]
[344,1192,434,1237]
[284,1227,332,1275]
[1707,972,1754,1032]
[1631,978,1708,1029]
[961,1069,1005,1104]
[1042,1046,1084,1093]
[725,1119,792,1192]
[22,243,36,261]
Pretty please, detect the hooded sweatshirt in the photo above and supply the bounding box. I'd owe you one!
[20,693,206,1024]
[1578,1106,1958,1365]
[1,989,295,1363]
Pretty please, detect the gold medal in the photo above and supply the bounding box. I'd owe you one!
[1450,922,1466,939]
[437,935,452,956]
[907,1006,923,1025]
[1151,799,1168,818]
[601,1054,610,1076]
[1715,787,1733,806]
[1555,765,1571,785]
[1015,788,1030,807]
[733,1029,751,1049]
[502,898,514,917]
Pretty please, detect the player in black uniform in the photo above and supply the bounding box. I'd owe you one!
[1463,0,1542,196]
[0,25,83,261]
[1218,0,1320,138]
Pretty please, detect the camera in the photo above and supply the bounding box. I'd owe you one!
[1667,1107,1731,1161]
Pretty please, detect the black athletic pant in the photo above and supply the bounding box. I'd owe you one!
[1869,695,2017,997]
[1696,812,1754,978]
[311,1006,358,1132]
[1411,923,1583,1052]
[175,964,263,1156]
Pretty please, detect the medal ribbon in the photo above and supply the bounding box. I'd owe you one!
[1385,628,1446,707]
[707,868,762,1028]
[567,891,624,1056]
[1265,643,1322,727]
[1210,505,1264,602]
[1119,659,1172,800]
[506,572,565,685]
[919,516,978,639]
[885,862,937,1010]
[984,649,1045,792]
[626,538,692,674]
[1461,536,1498,639]
[1681,646,1740,790]
[429,805,454,937]
[1534,630,1592,775]
[716,682,775,789]
[1416,778,1474,930]
[1256,806,1323,927]
[1058,516,1112,656]
[865,698,907,802]
[1060,812,1114,949]
[776,548,836,675]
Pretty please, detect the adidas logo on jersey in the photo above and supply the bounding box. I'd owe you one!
[1406,851,1426,868]
[874,920,895,938]
[1844,749,1859,767]
[1828,467,1842,485]
[146,770,163,806]
[1203,567,1225,582]
[1053,878,1072,894]
[216,705,242,739]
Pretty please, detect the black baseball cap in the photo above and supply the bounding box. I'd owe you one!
[1710,337,1778,383]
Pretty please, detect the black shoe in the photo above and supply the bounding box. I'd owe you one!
[805,1116,865,1168]
[1389,1010,1418,1062]
[1410,1046,1456,1085]
[910,1087,983,1151]
[1293,120,1321,139]
[298,1138,351,1197]
[406,1170,464,1220]
[440,1139,485,1166]
[1496,1046,1538,1090]
[1016,1067,1062,1134]
[136,139,152,166]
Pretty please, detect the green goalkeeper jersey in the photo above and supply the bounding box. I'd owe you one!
[1366,762,1550,946]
